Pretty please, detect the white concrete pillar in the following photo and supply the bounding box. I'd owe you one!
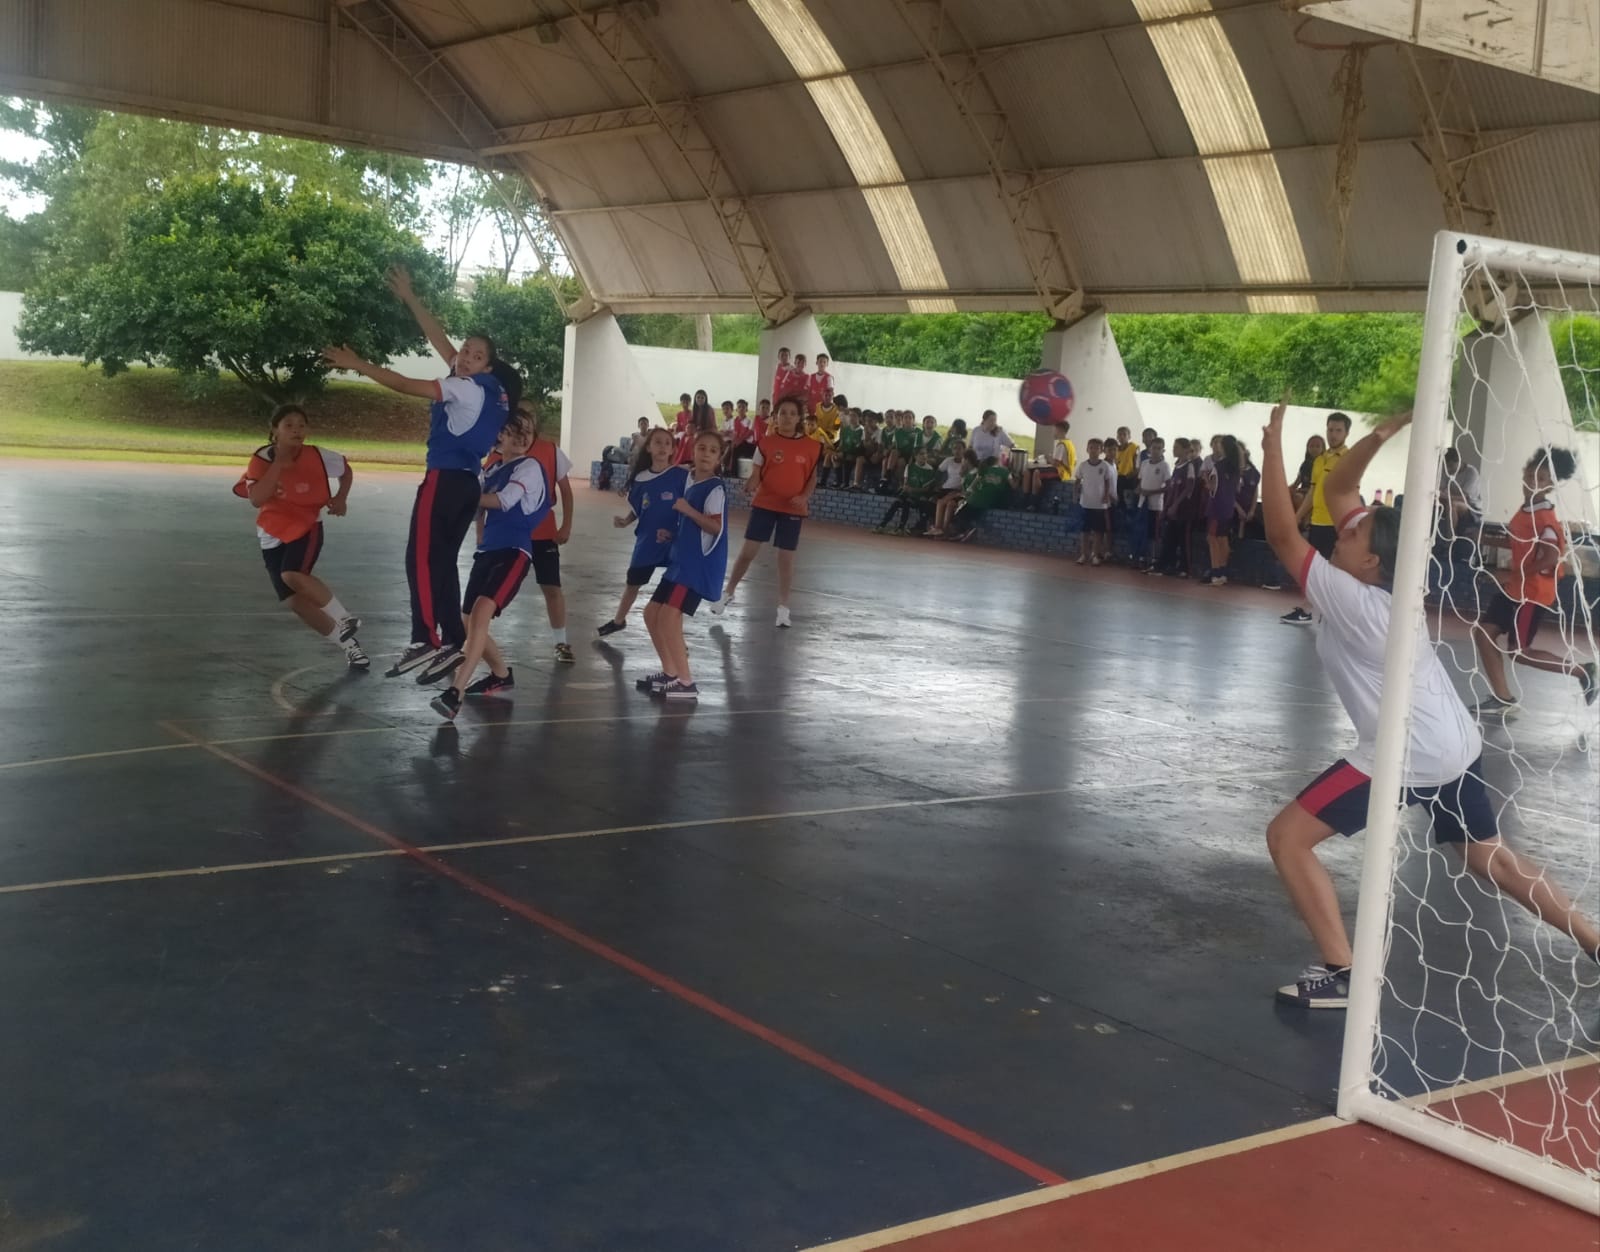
[1037,310,1143,439]
[1454,312,1596,526]
[757,312,829,406]
[694,313,714,353]
[560,312,663,473]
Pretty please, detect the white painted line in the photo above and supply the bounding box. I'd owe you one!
[799,1115,1346,1251]
[269,664,334,716]
[0,849,400,895]
[0,742,200,773]
[1403,1055,1599,1109]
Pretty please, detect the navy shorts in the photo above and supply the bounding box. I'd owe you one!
[531,539,561,587]
[262,524,323,601]
[1080,507,1111,535]
[1481,587,1547,651]
[626,562,661,587]
[650,578,703,617]
[463,549,532,618]
[1295,756,1497,844]
[745,506,804,551]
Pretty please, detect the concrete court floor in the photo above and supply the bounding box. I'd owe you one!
[0,460,1594,1251]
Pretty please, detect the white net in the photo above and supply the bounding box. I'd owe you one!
[1352,235,1600,1211]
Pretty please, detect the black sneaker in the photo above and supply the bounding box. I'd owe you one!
[336,615,361,644]
[1275,964,1350,1009]
[343,641,371,671]
[464,668,514,697]
[1280,607,1313,626]
[430,686,461,722]
[386,641,438,677]
[635,671,673,693]
[597,620,626,637]
[416,647,464,685]
[554,642,576,664]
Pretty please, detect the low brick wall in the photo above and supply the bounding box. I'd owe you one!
[589,461,1286,582]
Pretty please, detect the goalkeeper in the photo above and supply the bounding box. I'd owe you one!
[1257,399,1599,1010]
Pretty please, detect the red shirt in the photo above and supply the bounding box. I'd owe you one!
[772,364,801,406]
[806,370,833,415]
[753,414,771,443]
[751,432,822,516]
[1504,500,1565,606]
[234,443,343,544]
[729,416,754,445]
[527,438,565,541]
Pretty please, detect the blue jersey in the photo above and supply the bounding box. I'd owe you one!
[627,464,690,568]
[478,456,551,557]
[427,373,507,472]
[664,474,728,601]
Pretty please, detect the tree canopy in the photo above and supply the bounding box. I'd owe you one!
[18,178,451,402]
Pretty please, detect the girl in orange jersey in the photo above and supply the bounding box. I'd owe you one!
[234,404,369,669]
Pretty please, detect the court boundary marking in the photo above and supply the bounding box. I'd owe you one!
[797,1114,1346,1251]
[0,769,1307,897]
[155,721,1070,1188]
[1404,1054,1600,1109]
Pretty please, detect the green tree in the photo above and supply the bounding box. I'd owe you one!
[18,178,450,403]
[1550,314,1600,431]
[459,274,573,415]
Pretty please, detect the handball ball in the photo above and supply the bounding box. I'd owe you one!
[1019,369,1074,426]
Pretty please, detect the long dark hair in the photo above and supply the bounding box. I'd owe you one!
[489,356,524,414]
[1214,434,1241,477]
[690,391,716,432]
[625,426,674,490]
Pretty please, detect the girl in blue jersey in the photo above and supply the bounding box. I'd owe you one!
[599,426,688,638]
[638,431,729,703]
[430,413,552,721]
[323,267,523,688]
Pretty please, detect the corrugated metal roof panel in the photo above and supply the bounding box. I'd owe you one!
[755,190,900,295]
[1483,125,1600,257]
[910,180,1035,295]
[696,84,857,196]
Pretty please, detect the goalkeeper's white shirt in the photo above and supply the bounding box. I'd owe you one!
[1302,548,1482,787]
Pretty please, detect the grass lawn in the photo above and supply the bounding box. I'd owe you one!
[0,361,431,467]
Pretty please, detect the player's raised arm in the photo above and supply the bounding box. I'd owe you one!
[321,344,437,400]
[1261,397,1312,578]
[1323,410,1411,524]
[387,265,458,365]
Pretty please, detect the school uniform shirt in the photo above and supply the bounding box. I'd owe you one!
[921,428,943,457]
[1051,438,1077,477]
[427,374,507,471]
[1138,457,1172,511]
[969,464,1013,510]
[478,456,552,557]
[905,463,939,493]
[728,416,755,446]
[1503,501,1565,606]
[1075,458,1116,510]
[1115,442,1139,478]
[838,424,865,458]
[753,414,771,444]
[525,439,573,541]
[1309,445,1348,527]
[235,444,348,548]
[1302,548,1480,786]
[805,370,834,415]
[771,365,799,406]
[627,465,691,568]
[1238,464,1262,515]
[751,432,823,515]
[892,425,920,458]
[814,403,842,441]
[969,426,1015,462]
[1164,459,1203,521]
[938,456,965,490]
[664,474,729,601]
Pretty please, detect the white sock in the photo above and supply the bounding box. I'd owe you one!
[324,596,349,622]
[552,627,568,645]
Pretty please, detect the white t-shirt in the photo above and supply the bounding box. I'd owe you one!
[1304,552,1480,786]
[939,456,964,489]
[1442,462,1483,515]
[1075,459,1115,510]
[970,426,1014,461]
[1138,458,1172,511]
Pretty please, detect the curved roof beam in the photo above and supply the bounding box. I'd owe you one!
[547,0,800,324]
[888,0,1088,323]
[1131,0,1318,313]
[746,0,956,314]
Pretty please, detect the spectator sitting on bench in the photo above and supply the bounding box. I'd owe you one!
[876,447,941,535]
[947,455,1015,543]
[1023,420,1075,512]
[927,440,969,537]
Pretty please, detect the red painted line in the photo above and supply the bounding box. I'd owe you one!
[160,723,1067,1188]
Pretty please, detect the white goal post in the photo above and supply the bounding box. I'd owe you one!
[1336,230,1600,1214]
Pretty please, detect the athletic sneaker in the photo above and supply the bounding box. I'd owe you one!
[336,615,361,644]
[416,647,463,686]
[1089,555,1101,567]
[635,671,673,694]
[1275,963,1351,1009]
[430,686,461,722]
[1262,580,1283,591]
[554,643,576,664]
[1280,607,1313,626]
[597,620,626,637]
[1075,554,1086,565]
[386,641,438,678]
[343,641,370,671]
[775,605,792,629]
[464,668,514,697]
[662,679,699,702]
[1473,694,1520,719]
[1580,662,1598,706]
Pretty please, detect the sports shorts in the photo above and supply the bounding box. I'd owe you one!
[531,539,562,587]
[463,549,532,617]
[650,578,703,616]
[262,524,323,601]
[1295,756,1496,844]
[745,506,804,551]
[1481,587,1548,651]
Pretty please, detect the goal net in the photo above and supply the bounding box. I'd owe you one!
[1337,231,1600,1214]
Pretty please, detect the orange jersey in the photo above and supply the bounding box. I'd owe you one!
[1504,501,1565,606]
[751,433,822,515]
[234,443,345,544]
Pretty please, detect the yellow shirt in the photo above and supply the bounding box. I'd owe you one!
[1309,445,1348,527]
[814,404,841,441]
[1052,438,1077,477]
[1115,443,1138,477]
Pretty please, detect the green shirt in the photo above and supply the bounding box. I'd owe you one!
[970,463,1013,509]
[839,424,864,456]
[922,429,942,456]
[961,469,978,493]
[905,462,938,493]
[893,427,919,455]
